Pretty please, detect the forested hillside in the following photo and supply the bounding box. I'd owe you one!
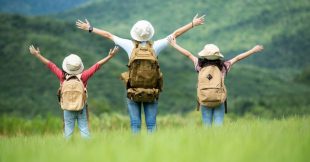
[59,0,310,69]
[0,0,309,117]
[0,0,87,15]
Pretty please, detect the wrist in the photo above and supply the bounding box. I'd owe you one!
[191,21,194,28]
[88,26,93,33]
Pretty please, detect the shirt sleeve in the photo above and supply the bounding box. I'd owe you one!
[153,37,169,56]
[81,63,101,83]
[193,57,201,72]
[224,61,232,72]
[47,62,64,82]
[112,35,134,58]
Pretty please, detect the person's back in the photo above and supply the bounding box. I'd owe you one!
[197,61,227,108]
[168,37,264,126]
[125,41,163,102]
[60,74,86,111]
[29,45,118,138]
[114,20,172,133]
[76,14,205,133]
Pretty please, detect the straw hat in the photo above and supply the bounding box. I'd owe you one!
[130,20,155,41]
[198,44,224,60]
[62,54,84,75]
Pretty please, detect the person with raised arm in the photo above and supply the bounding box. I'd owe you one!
[168,36,263,126]
[76,14,205,133]
[29,45,119,138]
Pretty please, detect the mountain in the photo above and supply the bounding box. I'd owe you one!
[0,0,87,15]
[0,0,310,117]
[58,0,310,69]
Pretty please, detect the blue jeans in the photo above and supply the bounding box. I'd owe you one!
[126,98,158,133]
[63,106,90,139]
[201,103,225,126]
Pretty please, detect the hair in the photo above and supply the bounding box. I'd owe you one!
[62,70,69,80]
[198,58,227,71]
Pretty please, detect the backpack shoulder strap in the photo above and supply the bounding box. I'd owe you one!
[133,40,139,48]
[129,41,157,65]
[129,40,140,63]
[147,41,153,47]
[64,74,82,82]
[146,41,156,58]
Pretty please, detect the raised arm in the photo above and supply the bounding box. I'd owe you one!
[168,36,197,63]
[229,45,264,65]
[97,46,119,66]
[76,19,114,40]
[29,45,50,65]
[170,14,205,38]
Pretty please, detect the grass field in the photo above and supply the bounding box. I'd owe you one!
[0,115,309,162]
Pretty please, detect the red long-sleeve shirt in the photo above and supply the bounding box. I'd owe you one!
[47,61,101,87]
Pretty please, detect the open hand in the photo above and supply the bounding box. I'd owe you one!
[76,19,91,31]
[252,45,264,53]
[192,14,205,27]
[167,36,177,47]
[29,45,40,56]
[108,46,119,57]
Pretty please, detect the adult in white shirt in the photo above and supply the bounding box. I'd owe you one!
[76,15,205,133]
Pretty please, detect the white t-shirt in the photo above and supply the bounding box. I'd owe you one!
[112,35,169,58]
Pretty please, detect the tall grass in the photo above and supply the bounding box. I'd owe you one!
[0,115,309,162]
[0,113,200,136]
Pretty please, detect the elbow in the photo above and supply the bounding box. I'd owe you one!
[172,31,180,38]
[106,32,113,40]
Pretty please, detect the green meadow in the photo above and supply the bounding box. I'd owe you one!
[1,114,310,162]
[0,0,310,162]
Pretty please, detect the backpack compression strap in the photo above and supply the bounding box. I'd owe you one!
[128,40,156,65]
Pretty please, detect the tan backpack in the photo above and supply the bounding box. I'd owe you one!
[59,74,87,111]
[197,65,227,108]
[121,41,163,102]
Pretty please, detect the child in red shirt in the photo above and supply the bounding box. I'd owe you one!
[29,45,119,138]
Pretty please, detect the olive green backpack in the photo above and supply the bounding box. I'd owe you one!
[121,41,163,102]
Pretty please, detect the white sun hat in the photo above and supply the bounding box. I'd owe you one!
[198,44,224,60]
[130,20,155,41]
[62,54,84,75]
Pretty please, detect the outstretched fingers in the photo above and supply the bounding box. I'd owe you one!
[193,14,206,26]
[85,19,90,25]
[76,19,87,29]
[77,19,84,24]
[199,15,205,23]
[199,14,206,19]
[29,45,33,53]
[108,46,119,56]
[29,45,38,55]
[193,13,198,19]
[112,46,119,53]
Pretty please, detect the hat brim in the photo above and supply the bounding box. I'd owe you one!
[130,27,154,41]
[198,50,224,60]
[62,58,84,75]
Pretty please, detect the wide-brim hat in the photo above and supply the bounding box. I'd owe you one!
[62,54,84,75]
[198,44,224,60]
[130,20,155,41]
